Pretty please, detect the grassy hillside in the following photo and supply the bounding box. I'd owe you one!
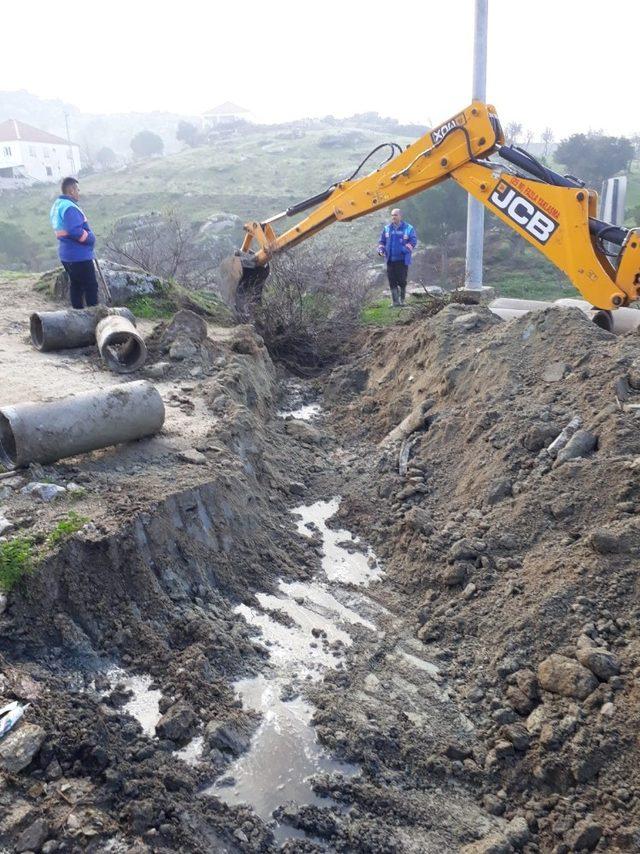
[0,122,638,304]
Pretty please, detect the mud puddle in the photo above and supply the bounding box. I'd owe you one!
[208,498,382,843]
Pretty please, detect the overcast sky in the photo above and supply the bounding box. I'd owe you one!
[2,0,638,138]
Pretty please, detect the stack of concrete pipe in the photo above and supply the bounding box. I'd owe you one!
[0,381,165,470]
[30,306,148,373]
[488,297,640,335]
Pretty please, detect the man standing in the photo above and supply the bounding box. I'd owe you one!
[377,208,417,307]
[50,177,98,308]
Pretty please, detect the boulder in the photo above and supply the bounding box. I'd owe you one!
[538,654,598,700]
[42,261,162,305]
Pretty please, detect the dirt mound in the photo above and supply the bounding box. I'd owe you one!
[327,304,640,850]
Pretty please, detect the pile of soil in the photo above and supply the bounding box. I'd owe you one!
[322,303,640,851]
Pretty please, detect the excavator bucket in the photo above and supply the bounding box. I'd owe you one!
[217,254,270,321]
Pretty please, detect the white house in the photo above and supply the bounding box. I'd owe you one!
[202,102,251,129]
[0,119,81,186]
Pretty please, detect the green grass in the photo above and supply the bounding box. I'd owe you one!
[0,512,89,593]
[127,294,175,319]
[45,512,89,548]
[361,298,412,326]
[0,537,34,592]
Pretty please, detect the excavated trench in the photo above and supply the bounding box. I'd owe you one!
[0,340,506,852]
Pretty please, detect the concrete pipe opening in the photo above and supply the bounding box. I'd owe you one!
[96,315,147,374]
[0,412,17,469]
[30,314,45,350]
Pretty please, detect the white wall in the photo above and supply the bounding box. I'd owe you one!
[0,138,81,183]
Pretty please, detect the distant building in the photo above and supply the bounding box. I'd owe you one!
[202,102,251,129]
[0,119,81,187]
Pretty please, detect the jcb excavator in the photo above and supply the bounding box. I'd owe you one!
[224,102,640,320]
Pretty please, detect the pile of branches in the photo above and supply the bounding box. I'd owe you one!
[254,243,374,375]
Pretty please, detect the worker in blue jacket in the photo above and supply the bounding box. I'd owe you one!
[377,209,418,307]
[49,177,98,308]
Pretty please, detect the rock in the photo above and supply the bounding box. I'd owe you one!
[483,793,505,816]
[146,361,171,379]
[20,482,66,502]
[284,420,322,444]
[600,702,615,717]
[443,562,469,586]
[404,507,434,535]
[0,722,45,772]
[0,514,13,535]
[576,647,620,681]
[554,430,597,466]
[169,337,198,361]
[15,817,49,852]
[155,702,197,742]
[525,705,548,735]
[45,261,162,304]
[543,362,568,383]
[588,526,636,555]
[506,668,539,715]
[462,582,477,600]
[449,537,485,562]
[505,816,530,849]
[288,481,306,496]
[522,422,562,452]
[568,819,602,851]
[460,834,511,854]
[501,723,530,751]
[453,312,482,331]
[445,742,472,761]
[538,654,598,700]
[162,309,208,346]
[177,449,207,466]
[0,592,7,615]
[487,479,513,505]
[205,719,252,756]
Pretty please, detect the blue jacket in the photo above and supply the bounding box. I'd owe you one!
[49,195,96,262]
[378,220,417,266]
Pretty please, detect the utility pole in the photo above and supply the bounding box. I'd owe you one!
[464,0,488,290]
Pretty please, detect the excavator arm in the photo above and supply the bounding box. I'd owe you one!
[228,102,640,316]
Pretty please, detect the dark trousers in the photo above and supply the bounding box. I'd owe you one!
[62,260,99,309]
[387,260,408,305]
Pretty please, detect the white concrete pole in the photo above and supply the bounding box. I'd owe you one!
[464,0,489,289]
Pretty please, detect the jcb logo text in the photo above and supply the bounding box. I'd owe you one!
[489,183,558,244]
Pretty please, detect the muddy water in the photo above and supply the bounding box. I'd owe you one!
[209,498,382,842]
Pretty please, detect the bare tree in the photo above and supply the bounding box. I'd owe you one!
[254,242,376,374]
[505,121,523,145]
[104,208,211,288]
[542,127,555,159]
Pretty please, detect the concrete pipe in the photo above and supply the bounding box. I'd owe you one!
[30,307,135,352]
[488,306,532,321]
[490,298,554,311]
[96,315,147,374]
[0,381,165,469]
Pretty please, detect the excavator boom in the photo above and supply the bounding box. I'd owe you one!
[228,102,640,317]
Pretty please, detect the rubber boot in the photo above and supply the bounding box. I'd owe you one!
[390,285,400,307]
[400,284,407,306]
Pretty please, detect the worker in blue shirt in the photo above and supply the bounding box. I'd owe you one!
[377,209,418,307]
[49,177,98,308]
